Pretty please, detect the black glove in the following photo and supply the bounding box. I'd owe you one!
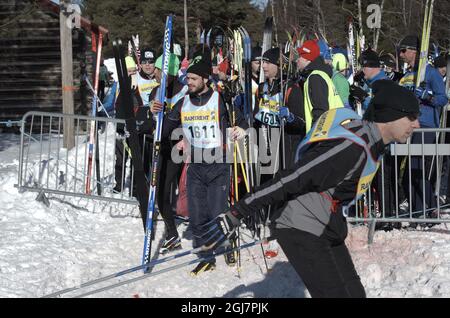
[353,70,365,86]
[350,84,369,103]
[202,208,243,250]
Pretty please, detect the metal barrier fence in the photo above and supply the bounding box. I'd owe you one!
[16,112,450,240]
[348,127,450,241]
[16,111,149,211]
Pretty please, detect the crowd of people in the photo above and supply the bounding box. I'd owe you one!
[98,26,449,296]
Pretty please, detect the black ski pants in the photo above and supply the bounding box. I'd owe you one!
[276,227,366,298]
[402,132,437,213]
[187,163,230,261]
[156,152,182,239]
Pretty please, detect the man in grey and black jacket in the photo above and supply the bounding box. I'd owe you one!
[206,80,420,298]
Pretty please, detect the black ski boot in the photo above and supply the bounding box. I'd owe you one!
[160,235,182,255]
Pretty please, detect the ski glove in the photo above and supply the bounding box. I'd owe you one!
[203,209,242,250]
[279,107,295,123]
[350,84,369,103]
[229,126,247,140]
[415,83,433,102]
[353,70,365,86]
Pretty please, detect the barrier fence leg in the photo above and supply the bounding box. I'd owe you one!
[368,220,376,245]
[36,190,50,207]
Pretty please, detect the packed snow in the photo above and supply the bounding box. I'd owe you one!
[1,130,450,298]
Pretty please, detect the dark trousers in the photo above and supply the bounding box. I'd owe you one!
[156,153,182,238]
[114,137,130,191]
[114,135,151,195]
[373,154,397,216]
[276,227,366,298]
[187,163,230,260]
[402,132,437,213]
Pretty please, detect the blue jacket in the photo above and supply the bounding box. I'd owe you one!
[400,64,447,128]
[362,70,388,110]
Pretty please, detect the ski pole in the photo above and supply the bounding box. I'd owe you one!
[83,75,110,118]
[42,241,223,298]
[74,237,274,298]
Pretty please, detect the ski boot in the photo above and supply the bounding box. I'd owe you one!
[190,260,216,276]
[224,237,238,267]
[160,235,182,255]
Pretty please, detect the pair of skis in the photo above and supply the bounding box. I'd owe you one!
[85,32,103,195]
[43,236,275,298]
[112,40,149,229]
[415,0,435,89]
[113,15,173,271]
[142,15,173,270]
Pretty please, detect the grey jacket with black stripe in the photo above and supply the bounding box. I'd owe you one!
[235,119,387,241]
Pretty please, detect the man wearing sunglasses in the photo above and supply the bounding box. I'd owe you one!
[398,35,447,215]
[136,48,159,107]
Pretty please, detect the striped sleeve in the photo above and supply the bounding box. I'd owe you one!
[234,138,367,217]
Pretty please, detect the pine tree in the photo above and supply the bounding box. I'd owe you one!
[84,0,264,57]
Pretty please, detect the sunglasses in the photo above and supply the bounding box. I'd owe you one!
[399,48,407,53]
[141,60,155,65]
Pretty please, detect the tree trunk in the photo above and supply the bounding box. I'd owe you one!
[271,0,278,46]
[184,0,189,58]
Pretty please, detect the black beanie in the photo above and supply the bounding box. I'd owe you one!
[262,47,280,65]
[399,35,420,51]
[140,48,155,63]
[187,52,212,78]
[363,80,420,123]
[251,46,262,61]
[360,49,380,68]
[380,54,396,69]
[434,54,447,68]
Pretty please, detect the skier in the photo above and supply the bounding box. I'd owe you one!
[207,80,420,297]
[331,53,351,109]
[98,59,110,102]
[150,53,248,275]
[135,48,159,107]
[434,53,450,205]
[148,53,188,254]
[350,49,388,113]
[251,46,262,111]
[296,40,344,135]
[433,54,447,79]
[113,55,144,193]
[317,39,333,65]
[398,35,447,214]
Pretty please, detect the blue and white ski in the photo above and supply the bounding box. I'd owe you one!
[142,15,173,270]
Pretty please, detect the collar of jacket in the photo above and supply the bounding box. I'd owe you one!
[302,56,333,78]
[189,87,214,106]
[364,120,389,157]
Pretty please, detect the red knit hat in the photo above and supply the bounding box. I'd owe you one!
[297,40,320,62]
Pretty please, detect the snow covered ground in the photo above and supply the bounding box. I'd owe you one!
[1,132,450,298]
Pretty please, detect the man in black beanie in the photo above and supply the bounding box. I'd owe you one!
[253,47,306,177]
[203,80,420,297]
[433,54,447,78]
[350,49,389,112]
[251,46,262,106]
[150,51,249,275]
